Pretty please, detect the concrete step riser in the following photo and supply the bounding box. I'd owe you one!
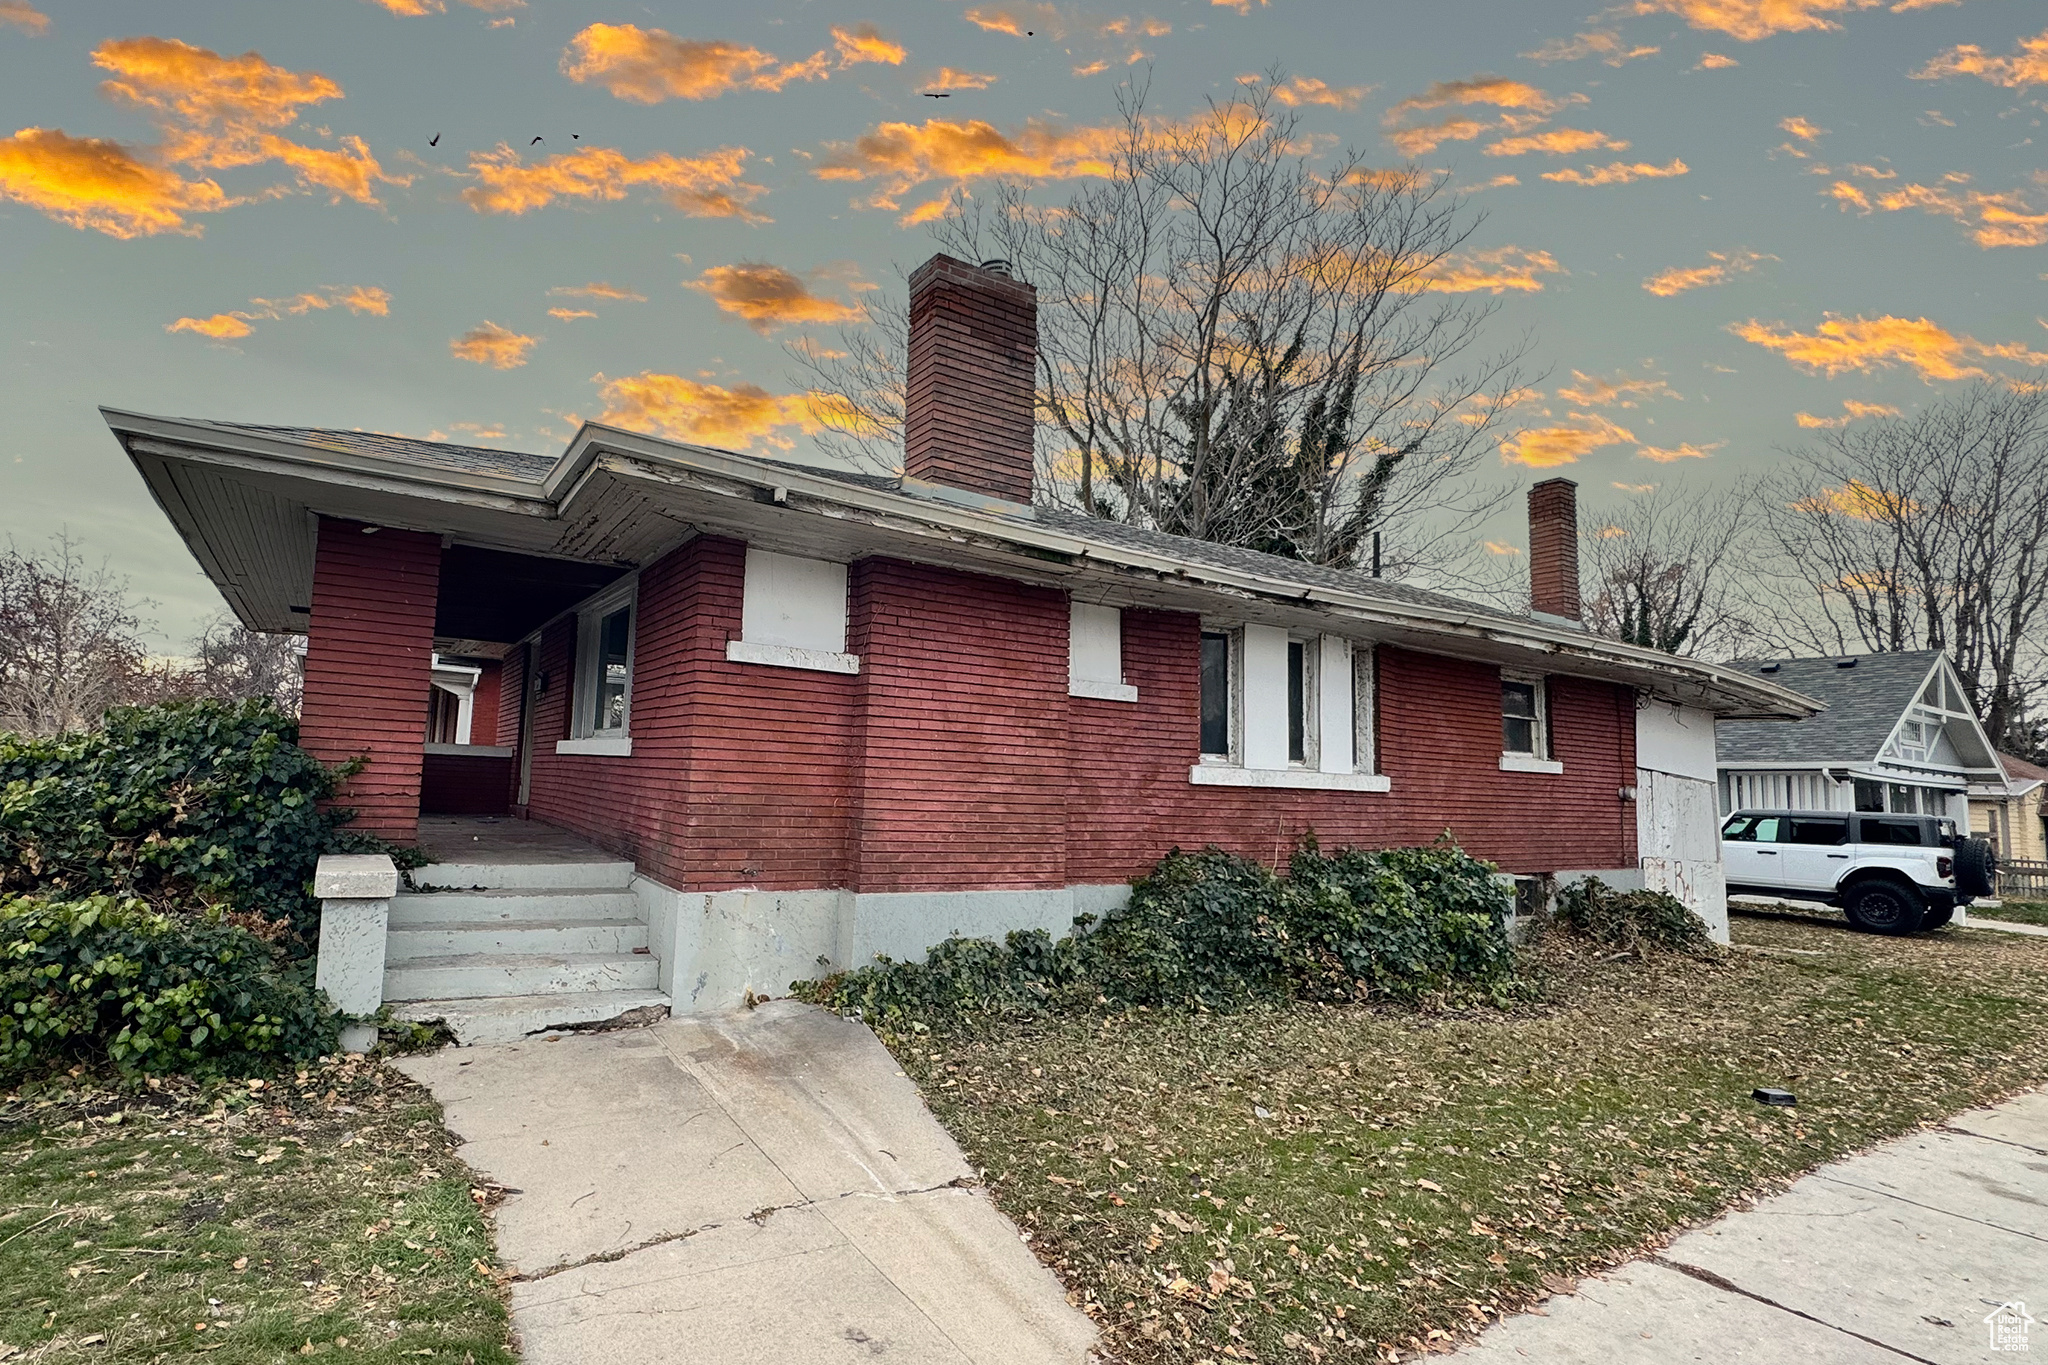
[385,923,649,961]
[385,955,660,1002]
[413,861,635,892]
[389,990,671,1046]
[388,891,642,926]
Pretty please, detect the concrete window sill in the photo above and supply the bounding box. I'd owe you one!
[1069,678,1139,703]
[556,735,632,757]
[1499,753,1564,774]
[1188,765,1392,792]
[726,640,862,675]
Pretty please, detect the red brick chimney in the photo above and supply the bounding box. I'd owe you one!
[904,254,1037,505]
[1528,477,1581,621]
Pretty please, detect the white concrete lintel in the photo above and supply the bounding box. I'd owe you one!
[725,639,862,675]
[1499,753,1566,775]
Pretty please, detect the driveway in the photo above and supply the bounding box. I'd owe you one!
[395,1001,1097,1364]
[1451,1088,2047,1363]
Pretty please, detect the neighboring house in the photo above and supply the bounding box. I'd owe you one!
[1716,652,2002,823]
[104,253,1814,1015]
[1969,752,2048,863]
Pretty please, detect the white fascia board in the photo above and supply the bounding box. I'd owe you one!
[1189,765,1391,792]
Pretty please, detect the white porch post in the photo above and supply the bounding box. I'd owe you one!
[314,853,398,1053]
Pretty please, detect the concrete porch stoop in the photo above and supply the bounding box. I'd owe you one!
[380,819,670,1045]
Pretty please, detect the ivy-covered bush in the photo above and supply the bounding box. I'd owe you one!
[1552,877,1713,954]
[796,838,1519,1026]
[0,698,362,944]
[0,894,339,1079]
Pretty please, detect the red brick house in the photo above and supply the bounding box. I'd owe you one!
[106,254,1813,1036]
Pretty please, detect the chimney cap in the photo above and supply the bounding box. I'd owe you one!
[978,257,1013,277]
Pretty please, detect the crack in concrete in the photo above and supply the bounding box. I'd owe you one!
[1815,1173,2048,1243]
[1647,1256,1942,1365]
[509,1177,978,1284]
[1935,1123,2048,1158]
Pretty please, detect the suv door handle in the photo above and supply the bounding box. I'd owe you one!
[1827,853,1849,858]
[1758,850,1778,855]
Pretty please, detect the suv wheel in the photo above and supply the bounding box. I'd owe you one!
[1844,880,1924,936]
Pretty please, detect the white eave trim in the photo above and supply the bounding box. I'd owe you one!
[1188,765,1391,792]
[725,640,862,675]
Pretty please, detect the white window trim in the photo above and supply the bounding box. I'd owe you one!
[1188,765,1392,793]
[1500,670,1552,765]
[569,577,637,743]
[726,639,861,675]
[1351,643,1377,777]
[1287,633,1319,770]
[555,735,633,757]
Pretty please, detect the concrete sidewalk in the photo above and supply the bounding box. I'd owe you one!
[395,1001,1097,1365]
[1452,1089,2048,1363]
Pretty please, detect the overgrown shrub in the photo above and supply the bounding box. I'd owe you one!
[0,894,339,1080]
[0,698,363,944]
[796,838,1519,1026]
[1552,877,1713,954]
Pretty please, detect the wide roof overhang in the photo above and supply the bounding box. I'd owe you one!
[105,408,1822,720]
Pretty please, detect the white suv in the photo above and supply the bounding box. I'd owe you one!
[1721,810,1997,934]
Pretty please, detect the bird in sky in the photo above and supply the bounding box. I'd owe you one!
[922,91,950,98]
[429,133,440,147]
[530,135,543,145]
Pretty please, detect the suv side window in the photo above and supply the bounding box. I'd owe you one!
[1860,818,1924,846]
[1786,817,1849,846]
[1723,815,1781,842]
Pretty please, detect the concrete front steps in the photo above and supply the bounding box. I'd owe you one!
[385,854,668,1046]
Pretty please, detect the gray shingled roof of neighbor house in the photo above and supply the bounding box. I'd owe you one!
[1714,651,1943,764]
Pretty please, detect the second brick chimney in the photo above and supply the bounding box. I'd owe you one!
[904,254,1037,506]
[1528,477,1581,622]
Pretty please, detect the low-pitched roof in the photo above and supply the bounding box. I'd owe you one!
[102,408,1821,720]
[2001,751,2048,786]
[1716,653,1943,765]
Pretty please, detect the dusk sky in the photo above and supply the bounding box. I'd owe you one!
[3,0,2044,646]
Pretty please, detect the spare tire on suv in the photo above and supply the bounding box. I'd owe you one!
[1953,836,1997,899]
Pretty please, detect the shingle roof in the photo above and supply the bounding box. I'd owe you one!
[202,420,560,482]
[2001,751,2048,784]
[1715,651,1941,764]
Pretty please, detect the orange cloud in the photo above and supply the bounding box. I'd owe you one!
[592,373,829,451]
[462,143,768,221]
[1422,245,1564,293]
[167,313,253,339]
[1385,117,1490,156]
[1913,27,2048,88]
[1794,399,1901,427]
[1734,313,2048,381]
[1637,440,1722,462]
[1829,175,2048,249]
[365,0,443,12]
[1520,31,1659,64]
[1695,52,1739,68]
[450,321,537,369]
[1641,249,1772,295]
[1541,158,1689,186]
[1262,75,1369,109]
[0,126,230,237]
[1483,541,1522,555]
[814,117,1120,219]
[925,67,999,91]
[830,23,905,67]
[1779,115,1826,142]
[1556,371,1678,408]
[1388,76,1573,120]
[689,262,864,334]
[559,24,837,103]
[166,283,390,340]
[1626,0,1883,41]
[1213,0,1268,11]
[1501,414,1638,468]
[549,281,648,302]
[1484,128,1630,157]
[548,307,597,321]
[1797,479,1912,520]
[0,1,48,33]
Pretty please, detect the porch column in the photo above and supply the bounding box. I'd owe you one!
[300,516,443,844]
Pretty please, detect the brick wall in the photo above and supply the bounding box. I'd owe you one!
[299,517,441,844]
[514,548,1638,891]
[1529,478,1581,621]
[903,255,1037,503]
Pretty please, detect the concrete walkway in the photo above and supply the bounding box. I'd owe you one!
[395,1001,1097,1364]
[1451,1088,2048,1363]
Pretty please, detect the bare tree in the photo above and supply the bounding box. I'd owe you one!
[189,614,306,714]
[0,534,152,737]
[1580,482,1761,660]
[1759,380,2048,749]
[796,74,1529,578]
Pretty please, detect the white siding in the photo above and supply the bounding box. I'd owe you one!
[1317,635,1353,774]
